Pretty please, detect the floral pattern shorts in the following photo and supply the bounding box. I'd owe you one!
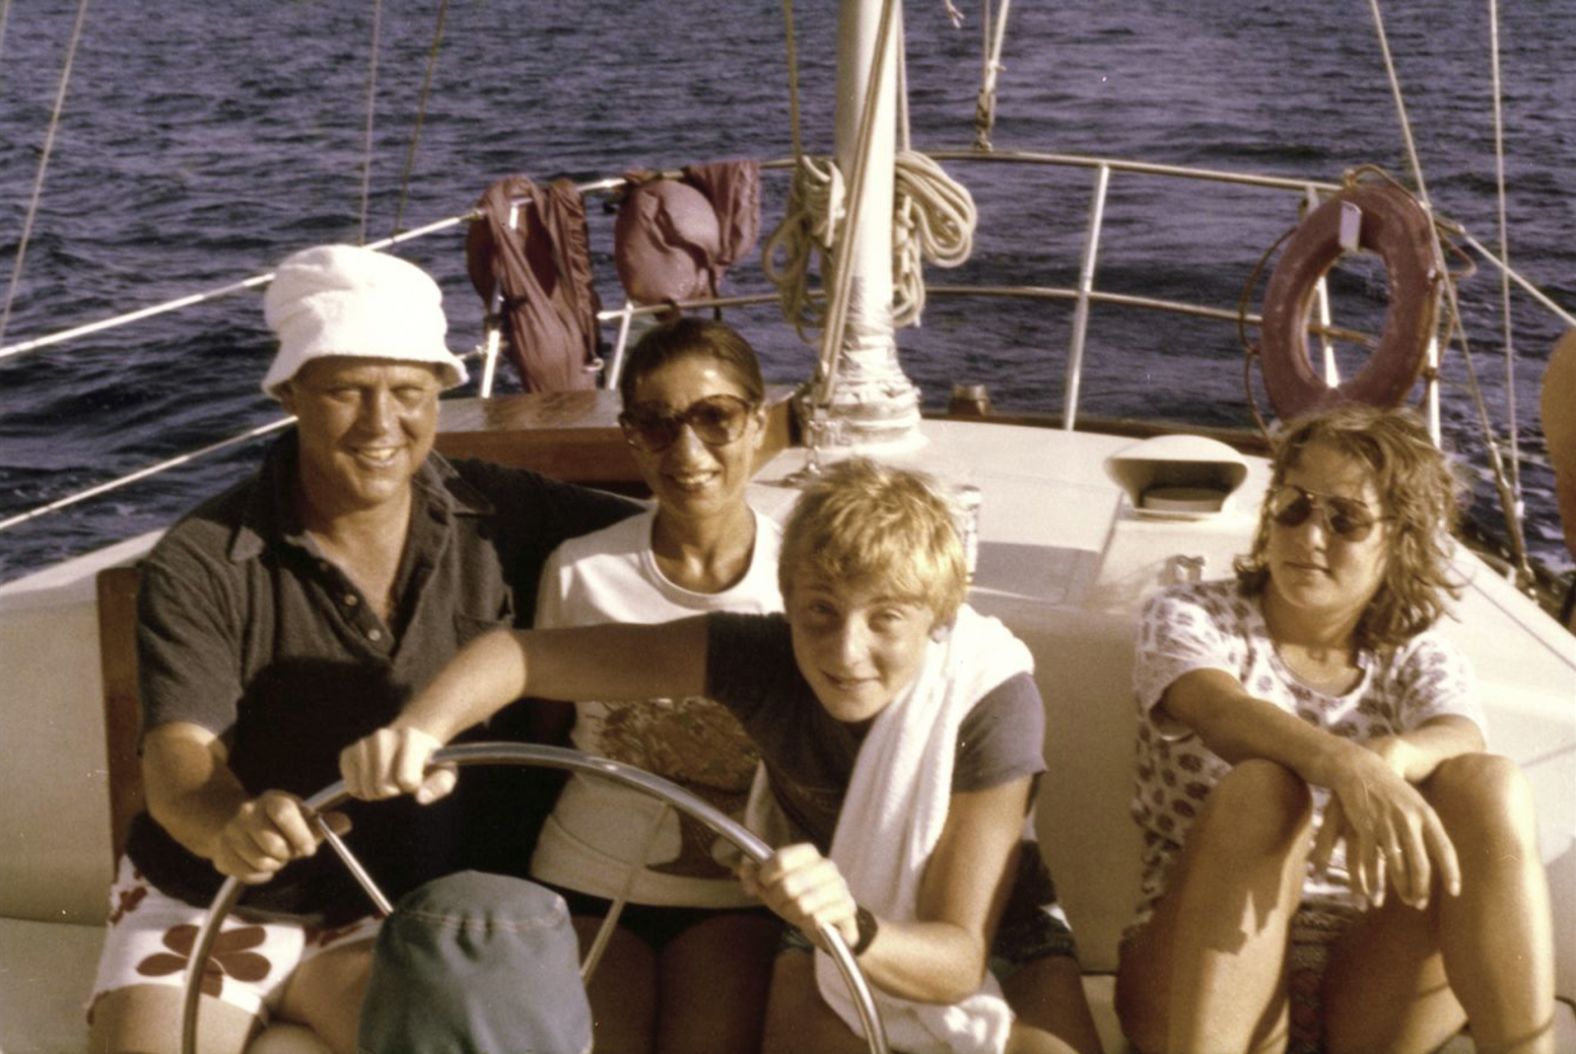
[88,857,380,1024]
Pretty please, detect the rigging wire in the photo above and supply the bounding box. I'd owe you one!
[0,0,91,351]
[0,212,472,364]
[762,0,843,341]
[1486,0,1522,508]
[0,0,13,74]
[0,417,295,534]
[782,0,802,161]
[357,0,385,246]
[1366,0,1532,584]
[765,0,976,339]
[389,0,450,239]
[973,0,1012,152]
[0,338,489,535]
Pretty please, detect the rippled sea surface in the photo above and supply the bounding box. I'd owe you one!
[1,0,1572,581]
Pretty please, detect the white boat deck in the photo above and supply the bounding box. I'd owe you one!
[1,420,1571,1051]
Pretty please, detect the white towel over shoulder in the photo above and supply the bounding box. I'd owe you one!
[816,604,1036,1054]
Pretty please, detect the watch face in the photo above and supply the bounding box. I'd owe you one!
[852,905,878,956]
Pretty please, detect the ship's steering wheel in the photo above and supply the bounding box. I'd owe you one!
[180,743,889,1054]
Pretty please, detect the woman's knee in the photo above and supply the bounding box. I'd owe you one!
[1199,759,1313,852]
[1425,753,1538,849]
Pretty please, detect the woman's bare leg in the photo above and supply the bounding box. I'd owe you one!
[1003,955,1104,1054]
[760,949,869,1054]
[574,916,657,1054]
[655,912,779,1054]
[1324,754,1554,1054]
[1115,759,1314,1054]
[88,984,259,1054]
[1320,895,1463,1054]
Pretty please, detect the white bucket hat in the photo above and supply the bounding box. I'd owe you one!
[261,244,469,398]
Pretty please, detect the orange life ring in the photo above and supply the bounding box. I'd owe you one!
[1258,182,1443,421]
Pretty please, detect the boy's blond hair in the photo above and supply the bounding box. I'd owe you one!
[779,458,968,624]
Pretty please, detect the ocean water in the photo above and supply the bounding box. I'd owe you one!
[1,0,1572,582]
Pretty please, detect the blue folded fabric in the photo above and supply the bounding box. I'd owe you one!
[357,871,592,1054]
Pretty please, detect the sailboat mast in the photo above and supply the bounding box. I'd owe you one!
[825,0,923,450]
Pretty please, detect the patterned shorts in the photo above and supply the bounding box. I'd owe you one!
[89,857,381,1024]
[1120,897,1363,1054]
[1283,902,1365,1054]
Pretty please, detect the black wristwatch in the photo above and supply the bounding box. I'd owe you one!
[850,905,879,957]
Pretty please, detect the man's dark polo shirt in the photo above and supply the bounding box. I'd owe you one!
[124,432,637,922]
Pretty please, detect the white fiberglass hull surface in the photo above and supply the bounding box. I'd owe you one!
[0,422,1572,1052]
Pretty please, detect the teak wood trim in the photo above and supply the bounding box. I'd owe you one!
[96,565,143,864]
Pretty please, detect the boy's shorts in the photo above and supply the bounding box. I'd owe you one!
[89,857,380,1024]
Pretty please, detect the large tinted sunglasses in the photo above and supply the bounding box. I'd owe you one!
[1266,484,1385,542]
[618,394,758,453]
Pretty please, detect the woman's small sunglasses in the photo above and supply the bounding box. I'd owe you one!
[1266,484,1385,542]
[618,394,758,453]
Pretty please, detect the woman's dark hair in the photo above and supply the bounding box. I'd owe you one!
[617,317,765,405]
[1234,404,1463,650]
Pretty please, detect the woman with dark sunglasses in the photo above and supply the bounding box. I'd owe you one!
[1115,406,1554,1054]
[525,317,783,1054]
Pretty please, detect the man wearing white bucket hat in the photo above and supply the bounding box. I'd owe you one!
[88,245,635,1054]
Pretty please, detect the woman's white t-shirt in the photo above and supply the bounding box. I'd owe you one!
[1130,579,1483,927]
[529,508,783,907]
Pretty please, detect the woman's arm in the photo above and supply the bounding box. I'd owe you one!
[340,617,710,800]
[741,775,1034,1004]
[1365,714,1485,784]
[1164,668,1460,908]
[1161,667,1358,780]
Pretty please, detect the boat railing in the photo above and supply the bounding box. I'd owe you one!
[2,150,1569,557]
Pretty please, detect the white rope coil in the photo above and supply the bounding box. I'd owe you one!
[762,150,976,337]
[892,150,976,326]
[762,154,846,340]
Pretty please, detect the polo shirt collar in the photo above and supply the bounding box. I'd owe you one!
[226,431,494,563]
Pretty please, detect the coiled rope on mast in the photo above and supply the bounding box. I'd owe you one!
[761,151,845,341]
[763,0,978,349]
[892,27,976,328]
[891,152,976,326]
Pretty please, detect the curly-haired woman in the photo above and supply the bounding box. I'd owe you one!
[1115,405,1555,1054]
